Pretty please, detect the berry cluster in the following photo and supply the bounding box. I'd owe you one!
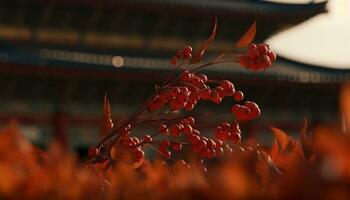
[232,101,261,121]
[85,24,276,169]
[171,46,193,65]
[239,43,276,71]
[148,70,238,112]
[215,122,241,144]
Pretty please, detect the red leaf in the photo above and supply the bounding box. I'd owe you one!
[270,127,290,151]
[235,21,256,48]
[190,18,217,64]
[100,94,113,136]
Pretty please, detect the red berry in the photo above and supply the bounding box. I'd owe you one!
[233,91,244,101]
[183,51,192,59]
[182,124,193,135]
[231,104,241,113]
[247,43,259,59]
[187,134,200,144]
[267,50,276,63]
[183,46,193,54]
[131,137,140,145]
[221,122,231,130]
[230,133,241,144]
[214,139,223,148]
[171,57,177,65]
[215,86,225,97]
[257,44,268,55]
[182,117,195,125]
[239,55,255,69]
[160,140,170,149]
[195,140,207,150]
[210,90,221,104]
[192,129,200,135]
[200,88,211,100]
[159,124,168,134]
[88,147,99,157]
[207,139,216,149]
[143,135,152,143]
[133,148,145,161]
[215,129,226,141]
[181,71,192,81]
[220,80,232,90]
[172,143,182,151]
[255,55,271,70]
[161,150,172,159]
[197,74,208,82]
[170,125,182,137]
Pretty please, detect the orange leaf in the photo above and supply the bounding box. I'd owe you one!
[100,94,113,136]
[270,127,290,151]
[190,18,217,64]
[270,138,279,160]
[234,21,256,48]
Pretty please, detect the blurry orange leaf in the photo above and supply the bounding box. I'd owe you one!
[256,150,281,188]
[190,18,217,64]
[270,127,290,151]
[234,21,256,48]
[270,138,279,159]
[100,94,113,136]
[285,139,305,160]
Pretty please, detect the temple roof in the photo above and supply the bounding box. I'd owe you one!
[0,42,348,84]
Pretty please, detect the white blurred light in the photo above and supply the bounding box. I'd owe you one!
[112,56,124,68]
[266,0,350,69]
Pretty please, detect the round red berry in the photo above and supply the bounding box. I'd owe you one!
[183,46,193,54]
[257,44,268,55]
[182,117,195,125]
[233,91,244,101]
[239,55,255,69]
[200,88,211,100]
[247,43,258,59]
[161,150,172,159]
[143,135,152,143]
[267,50,276,63]
[159,124,168,134]
[181,71,192,81]
[197,74,208,82]
[170,125,182,137]
[172,143,182,151]
[182,124,193,134]
[230,133,241,144]
[88,147,99,157]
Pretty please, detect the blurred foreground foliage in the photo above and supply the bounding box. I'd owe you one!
[1,119,350,200]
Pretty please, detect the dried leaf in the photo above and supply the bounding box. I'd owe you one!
[270,127,290,151]
[235,21,256,48]
[190,18,217,64]
[285,139,305,160]
[100,94,113,136]
[256,150,281,188]
[270,138,279,160]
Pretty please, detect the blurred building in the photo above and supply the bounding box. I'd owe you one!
[0,0,337,150]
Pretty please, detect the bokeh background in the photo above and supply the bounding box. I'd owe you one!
[0,0,347,156]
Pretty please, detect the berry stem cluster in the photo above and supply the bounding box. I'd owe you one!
[82,24,276,169]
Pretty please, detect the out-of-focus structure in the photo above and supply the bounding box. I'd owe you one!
[0,0,337,151]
